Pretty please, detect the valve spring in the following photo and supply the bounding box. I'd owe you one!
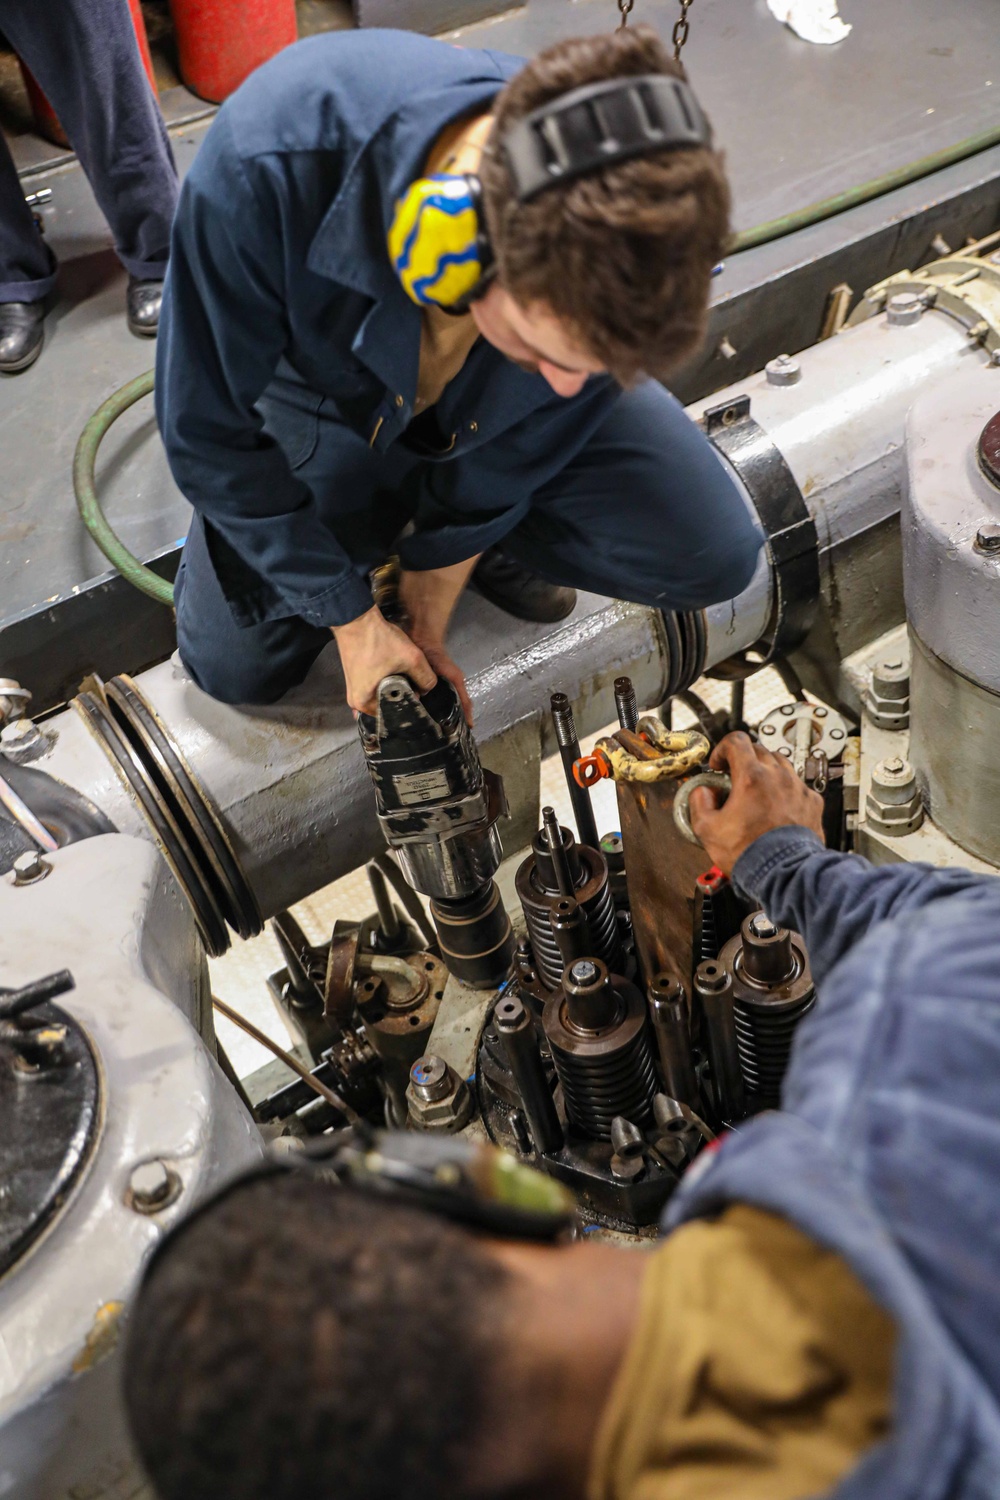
[732,992,815,1107]
[522,879,620,989]
[695,886,720,965]
[548,1026,658,1139]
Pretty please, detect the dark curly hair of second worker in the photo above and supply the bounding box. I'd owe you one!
[122,1174,510,1500]
[480,26,730,387]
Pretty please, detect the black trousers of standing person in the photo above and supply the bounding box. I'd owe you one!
[0,0,178,303]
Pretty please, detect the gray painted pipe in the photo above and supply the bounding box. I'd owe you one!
[34,303,985,919]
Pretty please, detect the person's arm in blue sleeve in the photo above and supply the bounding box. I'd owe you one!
[156,109,373,628]
[689,732,997,985]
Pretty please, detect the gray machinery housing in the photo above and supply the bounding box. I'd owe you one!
[4,243,1000,1495]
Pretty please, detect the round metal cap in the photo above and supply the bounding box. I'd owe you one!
[979,411,1000,490]
[765,354,802,386]
[568,959,600,986]
[887,291,923,326]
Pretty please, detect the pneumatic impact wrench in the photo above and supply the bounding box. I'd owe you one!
[357,675,515,988]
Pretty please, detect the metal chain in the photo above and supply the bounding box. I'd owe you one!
[672,0,694,57]
[617,0,693,58]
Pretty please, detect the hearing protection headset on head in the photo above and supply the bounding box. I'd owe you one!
[388,72,711,314]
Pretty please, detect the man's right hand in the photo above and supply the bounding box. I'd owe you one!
[688,731,826,876]
[332,606,437,717]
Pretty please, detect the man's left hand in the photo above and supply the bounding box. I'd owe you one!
[688,731,825,876]
[411,638,473,726]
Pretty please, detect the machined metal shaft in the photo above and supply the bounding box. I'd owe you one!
[495,992,563,1155]
[647,973,698,1108]
[694,959,745,1123]
[549,692,600,851]
[614,676,639,733]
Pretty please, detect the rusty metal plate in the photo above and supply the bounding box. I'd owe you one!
[615,778,715,990]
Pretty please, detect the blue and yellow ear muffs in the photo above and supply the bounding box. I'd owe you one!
[388,74,712,315]
[387,172,495,316]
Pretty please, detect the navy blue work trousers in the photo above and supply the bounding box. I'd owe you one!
[0,0,178,302]
[174,378,761,705]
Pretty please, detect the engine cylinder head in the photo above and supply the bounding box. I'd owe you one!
[542,959,657,1139]
[718,913,815,1108]
[515,820,621,989]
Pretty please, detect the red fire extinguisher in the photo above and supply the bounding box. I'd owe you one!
[169,0,298,105]
[19,0,157,151]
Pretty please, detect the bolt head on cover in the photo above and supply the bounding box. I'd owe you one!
[765,353,802,386]
[886,290,923,325]
[974,522,1000,553]
[11,849,49,885]
[128,1159,180,1214]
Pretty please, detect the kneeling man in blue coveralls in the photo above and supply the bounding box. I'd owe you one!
[156,23,762,719]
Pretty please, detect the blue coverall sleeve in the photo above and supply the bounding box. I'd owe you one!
[156,110,373,628]
[732,827,999,986]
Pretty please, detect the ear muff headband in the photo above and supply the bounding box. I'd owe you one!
[388,74,711,312]
[388,173,493,310]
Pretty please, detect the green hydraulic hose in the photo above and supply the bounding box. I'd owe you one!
[73,367,174,606]
[731,121,1000,253]
[73,123,1000,604]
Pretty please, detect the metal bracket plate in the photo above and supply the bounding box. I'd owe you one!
[702,394,819,674]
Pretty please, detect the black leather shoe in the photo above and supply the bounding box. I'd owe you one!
[0,301,45,374]
[126,276,162,337]
[472,547,577,623]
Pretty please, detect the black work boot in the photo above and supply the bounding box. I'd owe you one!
[126,276,163,337]
[0,301,45,374]
[472,547,577,623]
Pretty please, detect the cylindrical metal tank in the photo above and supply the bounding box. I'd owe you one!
[903,363,1000,864]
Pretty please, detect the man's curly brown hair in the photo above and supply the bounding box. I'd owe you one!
[479,27,730,386]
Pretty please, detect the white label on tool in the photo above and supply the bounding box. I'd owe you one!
[392,768,451,804]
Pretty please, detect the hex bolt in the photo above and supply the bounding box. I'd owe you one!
[127,1160,181,1215]
[866,651,911,729]
[406,1054,473,1132]
[866,756,924,836]
[974,524,1000,555]
[0,717,46,763]
[0,679,30,726]
[886,291,923,326]
[765,353,802,386]
[11,849,50,886]
[408,1054,451,1102]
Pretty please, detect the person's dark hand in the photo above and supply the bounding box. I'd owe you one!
[688,731,825,876]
